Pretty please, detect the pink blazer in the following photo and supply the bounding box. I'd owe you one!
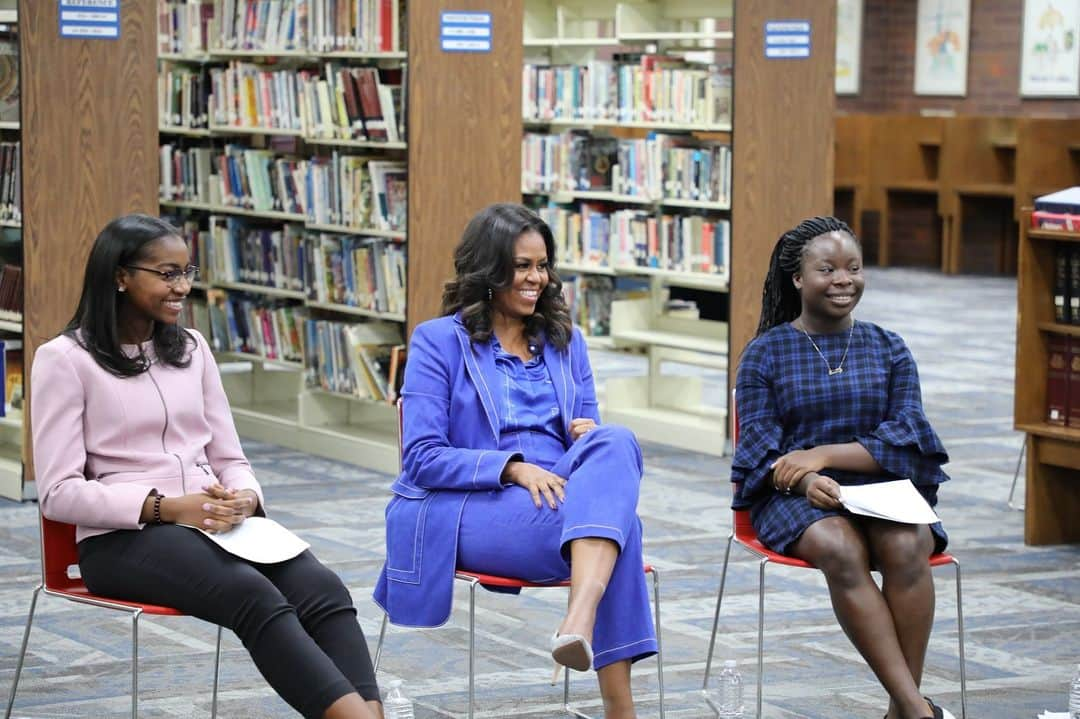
[31,329,264,543]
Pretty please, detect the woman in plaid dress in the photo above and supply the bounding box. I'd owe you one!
[731,216,954,719]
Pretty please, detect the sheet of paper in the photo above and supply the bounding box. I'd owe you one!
[838,479,940,525]
[182,516,310,564]
[1037,712,1069,719]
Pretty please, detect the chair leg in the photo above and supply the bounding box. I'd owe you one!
[1008,441,1025,511]
[952,558,968,719]
[702,533,734,694]
[211,625,222,718]
[373,613,389,673]
[4,584,41,719]
[651,568,665,719]
[467,579,477,719]
[756,558,767,719]
[131,609,143,719]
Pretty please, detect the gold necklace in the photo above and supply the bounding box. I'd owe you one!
[797,319,855,376]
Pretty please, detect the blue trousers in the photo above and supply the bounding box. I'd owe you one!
[457,424,657,669]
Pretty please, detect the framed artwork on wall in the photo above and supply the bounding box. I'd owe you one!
[836,0,863,95]
[913,0,971,96]
[1020,0,1080,97]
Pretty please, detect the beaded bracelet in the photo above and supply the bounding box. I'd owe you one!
[152,494,163,525]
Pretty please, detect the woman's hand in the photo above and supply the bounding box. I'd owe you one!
[502,461,567,509]
[160,489,253,533]
[802,472,843,510]
[568,418,597,442]
[203,483,259,518]
[771,448,829,493]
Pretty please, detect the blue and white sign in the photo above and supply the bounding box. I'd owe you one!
[59,0,120,40]
[440,11,491,53]
[764,20,810,59]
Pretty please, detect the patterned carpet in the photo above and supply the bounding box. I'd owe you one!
[1,268,1078,718]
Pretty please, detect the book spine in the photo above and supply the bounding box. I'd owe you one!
[1047,334,1070,426]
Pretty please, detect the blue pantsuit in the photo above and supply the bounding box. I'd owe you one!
[374,315,656,669]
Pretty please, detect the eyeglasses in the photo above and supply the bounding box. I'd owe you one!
[124,264,199,286]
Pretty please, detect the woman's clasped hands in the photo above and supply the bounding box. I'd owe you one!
[770,448,842,510]
[163,483,258,533]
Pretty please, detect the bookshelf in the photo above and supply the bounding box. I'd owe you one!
[1014,213,1080,545]
[158,0,524,474]
[0,0,19,501]
[522,0,834,454]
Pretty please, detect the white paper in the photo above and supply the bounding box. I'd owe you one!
[1037,712,1069,719]
[183,517,310,564]
[839,480,940,525]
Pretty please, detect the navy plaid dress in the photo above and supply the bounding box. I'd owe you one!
[731,321,949,555]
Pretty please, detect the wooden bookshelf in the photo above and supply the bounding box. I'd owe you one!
[1014,211,1080,545]
[0,5,20,500]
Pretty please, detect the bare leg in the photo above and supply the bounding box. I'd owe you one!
[864,520,936,719]
[597,659,635,719]
[322,692,380,719]
[558,537,619,642]
[791,517,932,719]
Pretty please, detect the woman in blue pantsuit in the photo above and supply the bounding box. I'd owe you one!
[374,204,656,717]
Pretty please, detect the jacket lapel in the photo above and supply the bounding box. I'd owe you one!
[542,336,575,434]
[453,318,500,443]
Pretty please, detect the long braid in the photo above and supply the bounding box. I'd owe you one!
[755,216,855,336]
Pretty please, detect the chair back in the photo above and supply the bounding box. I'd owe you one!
[39,514,83,592]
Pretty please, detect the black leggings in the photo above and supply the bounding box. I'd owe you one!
[78,525,379,719]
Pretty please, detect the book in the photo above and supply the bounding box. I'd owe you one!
[1071,248,1080,327]
[1070,337,1080,428]
[1032,209,1080,232]
[1035,187,1080,215]
[1047,335,1070,426]
[1055,245,1071,323]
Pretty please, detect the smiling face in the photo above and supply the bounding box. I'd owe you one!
[491,230,550,322]
[115,234,192,340]
[792,230,864,326]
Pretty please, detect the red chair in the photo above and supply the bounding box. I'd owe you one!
[702,390,968,718]
[5,514,223,719]
[375,400,665,719]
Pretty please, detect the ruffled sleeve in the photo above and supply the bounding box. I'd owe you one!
[854,332,949,486]
[731,336,784,506]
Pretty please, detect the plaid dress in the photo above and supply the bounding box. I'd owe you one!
[731,321,949,555]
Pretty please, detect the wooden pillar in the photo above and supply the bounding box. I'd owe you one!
[730,1,835,385]
[406,0,524,334]
[20,0,158,481]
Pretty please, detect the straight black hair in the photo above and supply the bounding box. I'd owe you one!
[756,215,857,336]
[441,203,573,350]
[64,213,195,377]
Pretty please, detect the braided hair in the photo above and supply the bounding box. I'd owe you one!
[756,215,857,336]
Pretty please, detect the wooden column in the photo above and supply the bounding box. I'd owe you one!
[730,1,835,385]
[21,0,158,481]
[406,0,523,334]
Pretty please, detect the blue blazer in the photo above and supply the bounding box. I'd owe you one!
[373,313,600,627]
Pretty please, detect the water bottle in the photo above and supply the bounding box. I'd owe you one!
[383,679,415,719]
[716,659,744,718]
[1069,663,1080,719]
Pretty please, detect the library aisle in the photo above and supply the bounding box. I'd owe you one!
[0,268,1076,718]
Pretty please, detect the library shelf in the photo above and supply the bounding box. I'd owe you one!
[207,124,305,137]
[213,281,307,300]
[1015,422,1080,444]
[610,328,727,358]
[0,319,21,333]
[160,200,307,223]
[305,222,406,239]
[305,137,407,151]
[1036,321,1080,338]
[159,125,213,137]
[215,351,303,371]
[1028,227,1080,244]
[523,118,733,132]
[304,300,405,323]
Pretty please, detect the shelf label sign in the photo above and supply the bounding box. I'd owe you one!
[441,11,491,53]
[765,20,810,59]
[59,0,119,40]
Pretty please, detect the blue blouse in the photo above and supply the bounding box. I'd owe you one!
[492,337,568,471]
[732,320,950,508]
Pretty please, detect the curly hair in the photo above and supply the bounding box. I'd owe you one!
[756,215,858,336]
[64,214,195,376]
[441,203,573,350]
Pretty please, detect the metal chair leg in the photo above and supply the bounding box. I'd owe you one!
[702,533,734,693]
[1008,441,1026,511]
[211,624,222,718]
[132,609,143,719]
[373,613,389,672]
[4,584,41,719]
[952,558,967,719]
[756,558,767,719]
[467,579,477,719]
[651,568,665,719]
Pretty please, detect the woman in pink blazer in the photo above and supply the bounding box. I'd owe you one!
[31,214,382,719]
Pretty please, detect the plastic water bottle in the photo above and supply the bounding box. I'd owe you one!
[716,659,744,718]
[383,679,415,719]
[1069,664,1080,719]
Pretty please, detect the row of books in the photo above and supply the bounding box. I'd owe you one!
[561,275,614,338]
[0,263,21,320]
[522,131,731,205]
[305,318,404,401]
[204,62,404,142]
[0,142,19,223]
[1053,245,1080,326]
[1047,334,1080,427]
[159,144,406,231]
[160,64,210,130]
[308,233,406,315]
[523,56,732,127]
[204,290,305,362]
[0,339,22,417]
[194,216,306,290]
[538,205,730,278]
[159,0,404,55]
